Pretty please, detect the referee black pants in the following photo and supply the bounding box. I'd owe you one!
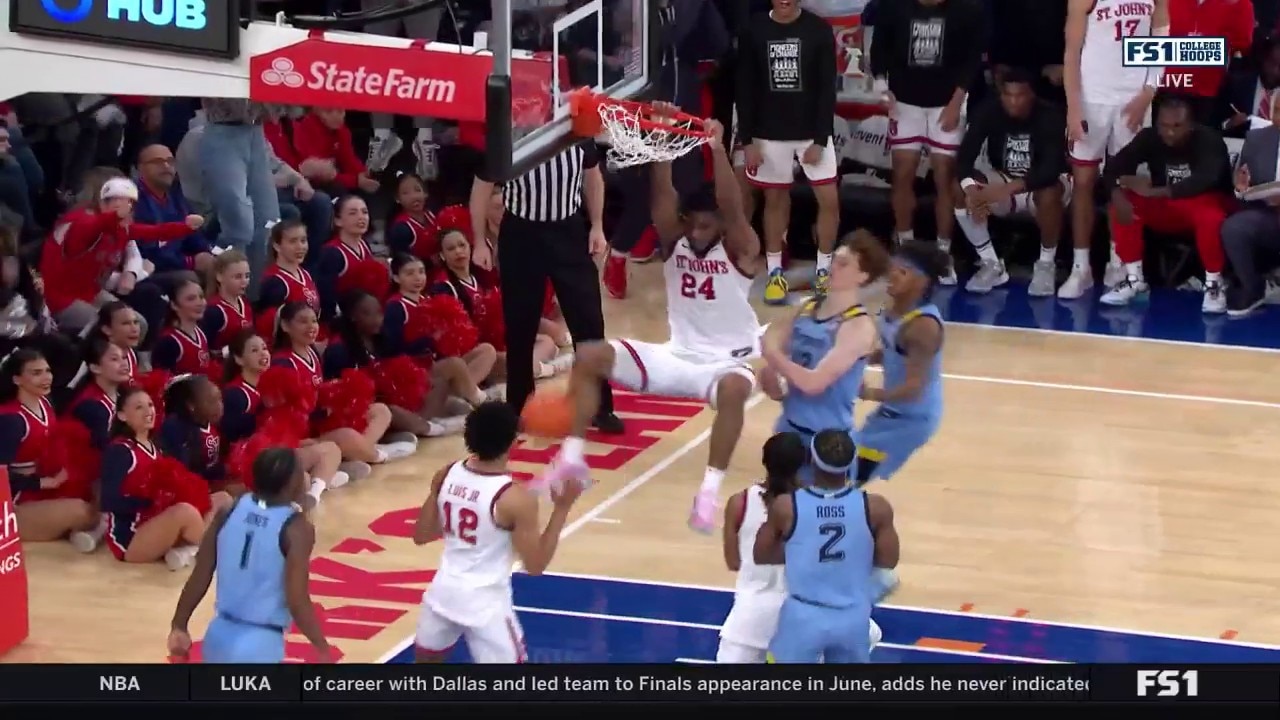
[498,212,614,416]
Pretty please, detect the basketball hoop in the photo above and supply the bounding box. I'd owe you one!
[569,88,712,168]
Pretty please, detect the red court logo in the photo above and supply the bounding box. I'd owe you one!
[0,468,30,657]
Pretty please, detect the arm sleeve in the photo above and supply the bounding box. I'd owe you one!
[952,0,988,93]
[381,301,408,356]
[868,0,895,80]
[1102,129,1151,192]
[955,103,993,179]
[386,222,417,257]
[219,387,255,445]
[150,334,181,372]
[99,444,150,514]
[71,401,112,450]
[811,17,837,145]
[199,305,227,345]
[735,23,760,141]
[1168,132,1232,199]
[314,246,346,325]
[255,275,288,313]
[1024,105,1069,191]
[0,414,37,492]
[155,418,190,468]
[321,343,353,379]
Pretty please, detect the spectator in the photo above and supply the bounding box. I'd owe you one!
[39,175,195,339]
[1162,0,1255,125]
[738,0,839,303]
[361,0,445,178]
[0,104,46,220]
[10,93,100,198]
[262,108,333,268]
[0,225,79,405]
[1220,35,1280,132]
[870,0,987,286]
[132,144,214,286]
[0,125,38,244]
[1221,122,1280,316]
[954,68,1070,296]
[292,108,381,197]
[1101,97,1233,313]
[197,99,281,297]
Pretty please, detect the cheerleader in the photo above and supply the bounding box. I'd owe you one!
[201,250,253,354]
[92,301,145,376]
[157,375,234,512]
[387,253,496,383]
[273,301,412,467]
[222,330,348,491]
[69,337,131,450]
[435,231,571,385]
[151,278,212,376]
[100,385,207,569]
[316,195,389,325]
[387,173,439,261]
[257,219,322,342]
[0,349,100,546]
[325,289,487,438]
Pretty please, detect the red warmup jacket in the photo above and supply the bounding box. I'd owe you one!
[262,119,301,169]
[40,209,192,312]
[1168,0,1254,98]
[291,114,366,191]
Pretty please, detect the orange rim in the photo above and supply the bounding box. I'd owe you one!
[568,88,709,139]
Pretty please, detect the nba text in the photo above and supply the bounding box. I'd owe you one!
[1136,670,1199,697]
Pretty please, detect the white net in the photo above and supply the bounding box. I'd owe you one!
[597,103,710,168]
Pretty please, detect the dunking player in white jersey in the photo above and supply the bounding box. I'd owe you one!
[412,402,584,663]
[1059,0,1168,300]
[542,109,761,534]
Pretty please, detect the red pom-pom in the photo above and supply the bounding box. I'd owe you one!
[201,353,226,386]
[227,414,304,490]
[369,355,430,410]
[436,205,472,238]
[418,294,479,358]
[542,281,557,318]
[131,370,171,428]
[339,258,391,302]
[313,369,376,435]
[23,420,96,502]
[259,365,317,414]
[255,306,278,341]
[129,456,212,521]
[473,288,506,351]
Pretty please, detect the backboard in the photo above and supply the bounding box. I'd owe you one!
[485,0,657,180]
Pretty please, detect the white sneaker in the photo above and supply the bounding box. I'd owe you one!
[377,441,417,461]
[325,471,350,490]
[964,259,1009,294]
[412,132,439,181]
[1028,260,1056,297]
[938,255,958,286]
[68,516,108,554]
[444,396,475,416]
[366,134,403,173]
[549,353,575,373]
[1202,280,1227,314]
[164,545,198,572]
[338,461,371,481]
[425,415,466,437]
[1103,260,1127,288]
[383,432,419,449]
[484,384,507,402]
[1100,276,1149,306]
[1056,266,1094,300]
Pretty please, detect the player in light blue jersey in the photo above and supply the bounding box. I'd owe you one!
[760,230,889,484]
[856,240,949,488]
[754,429,899,663]
[167,448,332,663]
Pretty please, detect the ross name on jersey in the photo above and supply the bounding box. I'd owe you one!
[816,505,846,519]
[673,254,731,276]
[446,483,481,503]
[1094,1,1152,22]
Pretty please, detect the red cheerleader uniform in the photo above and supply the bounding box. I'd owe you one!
[122,347,140,378]
[324,238,390,301]
[102,438,160,561]
[152,325,212,376]
[272,347,323,389]
[204,295,253,352]
[258,264,323,339]
[0,397,56,504]
[389,211,439,260]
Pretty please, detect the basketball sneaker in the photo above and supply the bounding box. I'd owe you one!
[763,268,789,305]
[1202,280,1227,314]
[603,252,628,299]
[1100,275,1149,306]
[814,268,831,294]
[1027,260,1057,297]
[964,258,1009,294]
[688,489,718,534]
[540,457,592,496]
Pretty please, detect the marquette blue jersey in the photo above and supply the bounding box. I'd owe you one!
[779,298,869,436]
[878,304,943,421]
[783,486,875,609]
[214,494,298,630]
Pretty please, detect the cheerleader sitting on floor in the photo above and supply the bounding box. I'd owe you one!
[151,277,213,377]
[93,301,146,377]
[0,349,101,547]
[201,250,254,355]
[157,374,235,514]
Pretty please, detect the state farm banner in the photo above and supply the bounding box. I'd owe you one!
[250,36,563,124]
[0,467,30,658]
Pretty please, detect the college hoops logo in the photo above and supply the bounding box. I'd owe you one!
[1136,670,1199,697]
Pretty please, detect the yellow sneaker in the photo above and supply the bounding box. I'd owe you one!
[814,268,831,295]
[763,268,789,305]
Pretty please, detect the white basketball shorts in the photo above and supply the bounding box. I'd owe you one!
[967,172,1074,217]
[888,102,965,156]
[1070,101,1149,165]
[415,601,527,663]
[610,339,756,409]
[744,139,839,187]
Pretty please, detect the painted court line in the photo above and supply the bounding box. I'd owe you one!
[677,642,1063,665]
[952,319,1280,356]
[934,370,1280,410]
[375,393,769,663]
[546,571,1280,652]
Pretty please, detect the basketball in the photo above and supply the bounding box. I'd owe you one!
[521,388,575,438]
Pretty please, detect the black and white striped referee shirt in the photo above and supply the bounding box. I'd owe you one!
[501,142,599,223]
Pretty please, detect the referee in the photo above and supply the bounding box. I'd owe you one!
[469,141,623,434]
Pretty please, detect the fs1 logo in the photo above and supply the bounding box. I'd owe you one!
[1137,670,1199,697]
[1122,37,1227,67]
[40,0,207,30]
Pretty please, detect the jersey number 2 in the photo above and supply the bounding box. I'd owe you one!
[680,273,716,300]
[441,501,479,545]
[1113,19,1140,40]
[818,523,846,562]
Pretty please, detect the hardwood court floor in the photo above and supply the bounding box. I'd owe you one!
[9,262,1280,663]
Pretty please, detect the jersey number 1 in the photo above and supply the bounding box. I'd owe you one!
[818,523,846,562]
[680,273,716,300]
[1113,19,1140,40]
[441,501,479,545]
